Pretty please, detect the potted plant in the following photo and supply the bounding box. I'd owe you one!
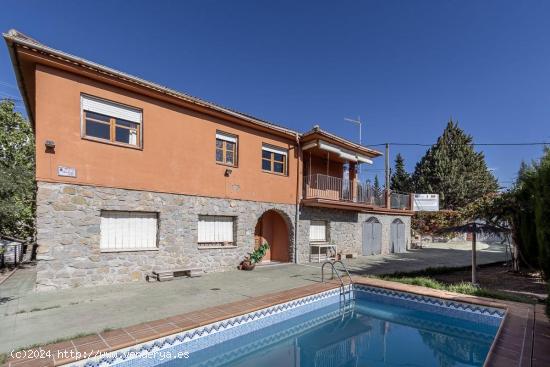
[240,242,269,270]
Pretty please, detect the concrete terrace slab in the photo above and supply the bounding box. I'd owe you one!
[0,242,506,354]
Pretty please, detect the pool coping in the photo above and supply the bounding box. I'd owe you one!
[5,277,541,367]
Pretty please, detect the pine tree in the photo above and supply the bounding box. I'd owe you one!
[411,120,498,210]
[390,153,412,193]
[373,175,381,193]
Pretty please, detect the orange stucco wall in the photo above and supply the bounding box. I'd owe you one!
[34,64,298,204]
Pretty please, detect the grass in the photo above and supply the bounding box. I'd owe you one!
[386,264,500,278]
[377,274,537,304]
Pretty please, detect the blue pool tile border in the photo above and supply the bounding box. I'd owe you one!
[77,287,343,367]
[353,284,505,326]
[73,283,505,367]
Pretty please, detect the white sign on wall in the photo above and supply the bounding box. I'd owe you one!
[57,166,76,178]
[413,194,439,212]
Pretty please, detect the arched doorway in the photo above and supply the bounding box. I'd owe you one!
[254,210,290,263]
[391,218,406,253]
[362,217,382,255]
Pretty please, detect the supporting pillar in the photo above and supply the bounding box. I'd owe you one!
[385,143,391,208]
[349,161,357,202]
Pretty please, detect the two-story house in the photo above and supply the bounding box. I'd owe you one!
[4,30,413,290]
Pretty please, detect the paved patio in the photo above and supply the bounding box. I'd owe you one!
[0,241,507,353]
[5,277,548,367]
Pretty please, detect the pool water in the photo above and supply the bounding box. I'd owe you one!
[159,297,500,367]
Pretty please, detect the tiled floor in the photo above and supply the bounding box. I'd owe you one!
[6,277,546,367]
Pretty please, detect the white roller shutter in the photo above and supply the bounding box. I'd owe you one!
[216,132,237,143]
[309,221,327,242]
[198,216,234,243]
[100,211,158,251]
[262,145,287,156]
[82,95,142,123]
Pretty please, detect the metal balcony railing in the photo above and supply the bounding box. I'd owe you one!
[303,174,382,207]
[390,192,411,210]
[303,174,412,210]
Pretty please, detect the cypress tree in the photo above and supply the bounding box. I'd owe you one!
[411,120,498,209]
[390,153,412,193]
[373,175,381,192]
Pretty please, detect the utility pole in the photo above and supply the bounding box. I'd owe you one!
[385,143,390,208]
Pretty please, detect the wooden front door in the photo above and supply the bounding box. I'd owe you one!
[254,211,289,262]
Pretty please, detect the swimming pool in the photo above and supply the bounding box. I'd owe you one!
[84,285,505,367]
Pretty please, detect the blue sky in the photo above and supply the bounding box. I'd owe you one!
[1,0,549,187]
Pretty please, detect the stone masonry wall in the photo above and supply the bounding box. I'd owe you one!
[358,212,412,254]
[296,206,411,262]
[36,182,295,291]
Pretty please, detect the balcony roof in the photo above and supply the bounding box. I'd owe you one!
[301,126,382,158]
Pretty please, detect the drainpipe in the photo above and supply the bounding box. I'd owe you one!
[294,133,301,264]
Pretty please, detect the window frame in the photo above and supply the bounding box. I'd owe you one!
[215,131,238,167]
[261,144,288,176]
[309,220,328,243]
[197,215,237,248]
[99,210,159,253]
[81,94,143,150]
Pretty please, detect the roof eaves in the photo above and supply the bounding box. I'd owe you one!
[3,29,299,137]
[3,30,35,126]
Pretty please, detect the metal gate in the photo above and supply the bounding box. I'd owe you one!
[362,217,382,255]
[391,219,406,253]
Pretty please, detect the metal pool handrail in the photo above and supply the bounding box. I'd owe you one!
[332,260,354,286]
[321,260,353,285]
[321,260,354,305]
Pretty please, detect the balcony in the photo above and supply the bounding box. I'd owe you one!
[302,174,412,212]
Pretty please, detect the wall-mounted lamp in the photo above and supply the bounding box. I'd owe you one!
[224,169,232,177]
[45,140,56,149]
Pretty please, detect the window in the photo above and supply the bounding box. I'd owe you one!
[198,216,235,246]
[216,132,238,166]
[82,95,142,148]
[262,145,287,175]
[100,211,158,252]
[310,220,327,242]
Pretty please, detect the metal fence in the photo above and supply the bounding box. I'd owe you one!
[0,236,26,268]
[390,192,411,210]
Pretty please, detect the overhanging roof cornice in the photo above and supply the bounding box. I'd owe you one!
[3,29,298,138]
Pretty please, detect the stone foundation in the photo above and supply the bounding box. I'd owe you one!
[297,207,411,262]
[35,182,412,290]
[36,182,296,290]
